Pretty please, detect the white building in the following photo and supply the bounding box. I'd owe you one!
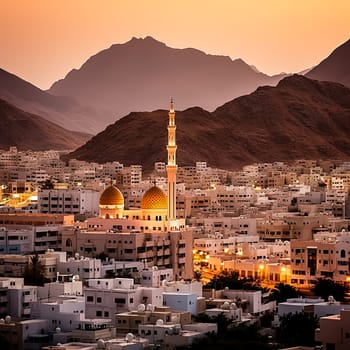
[58,254,102,280]
[278,297,350,318]
[0,225,61,254]
[162,292,198,315]
[140,267,174,288]
[138,321,217,349]
[315,309,350,350]
[205,288,276,315]
[85,278,141,320]
[38,188,100,216]
[30,295,85,332]
[205,301,242,322]
[0,277,37,318]
[38,279,83,301]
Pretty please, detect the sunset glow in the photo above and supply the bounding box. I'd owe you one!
[1,0,350,89]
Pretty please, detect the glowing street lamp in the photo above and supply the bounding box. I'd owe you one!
[259,264,265,280]
[281,266,287,283]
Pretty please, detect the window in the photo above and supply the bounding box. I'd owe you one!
[96,311,102,317]
[87,296,94,302]
[115,298,126,304]
[97,297,102,303]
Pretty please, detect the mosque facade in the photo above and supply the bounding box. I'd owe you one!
[62,102,194,279]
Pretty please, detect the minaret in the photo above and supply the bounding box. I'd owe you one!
[166,99,177,221]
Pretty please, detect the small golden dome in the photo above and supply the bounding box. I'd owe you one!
[99,186,124,206]
[141,186,168,210]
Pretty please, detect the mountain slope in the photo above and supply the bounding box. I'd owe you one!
[67,75,350,170]
[0,68,106,133]
[307,38,350,88]
[0,98,90,150]
[49,36,285,125]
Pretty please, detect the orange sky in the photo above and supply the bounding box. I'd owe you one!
[1,0,350,89]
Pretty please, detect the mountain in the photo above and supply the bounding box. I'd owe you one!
[307,38,350,88]
[67,75,350,170]
[0,98,90,151]
[0,68,106,133]
[49,36,285,127]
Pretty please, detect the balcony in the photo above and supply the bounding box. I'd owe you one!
[72,328,114,343]
[178,247,186,254]
[178,257,186,264]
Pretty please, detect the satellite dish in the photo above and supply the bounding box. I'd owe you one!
[146,304,154,311]
[55,327,61,333]
[137,304,146,312]
[125,333,135,342]
[5,315,11,323]
[328,295,335,303]
[97,339,105,349]
[156,319,164,325]
[221,302,230,310]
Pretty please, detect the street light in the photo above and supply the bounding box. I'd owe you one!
[259,264,265,280]
[281,266,287,283]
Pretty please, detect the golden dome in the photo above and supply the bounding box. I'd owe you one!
[99,186,124,206]
[141,186,168,210]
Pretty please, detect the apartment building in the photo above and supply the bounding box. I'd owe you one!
[315,309,350,350]
[290,231,350,287]
[0,277,37,318]
[38,188,100,216]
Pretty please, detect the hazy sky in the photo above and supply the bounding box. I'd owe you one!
[1,0,350,89]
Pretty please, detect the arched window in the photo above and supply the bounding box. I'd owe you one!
[66,239,72,247]
[341,249,346,258]
[105,213,110,219]
[147,215,151,220]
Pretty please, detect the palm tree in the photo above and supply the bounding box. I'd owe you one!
[311,278,346,302]
[24,253,47,286]
[271,282,300,303]
[277,311,319,347]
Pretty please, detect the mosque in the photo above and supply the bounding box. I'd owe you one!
[62,101,194,279]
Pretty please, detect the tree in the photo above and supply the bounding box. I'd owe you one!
[189,322,273,350]
[193,312,232,335]
[277,311,319,347]
[311,278,346,302]
[205,270,262,291]
[271,283,301,304]
[260,310,275,327]
[0,334,9,347]
[24,254,48,286]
